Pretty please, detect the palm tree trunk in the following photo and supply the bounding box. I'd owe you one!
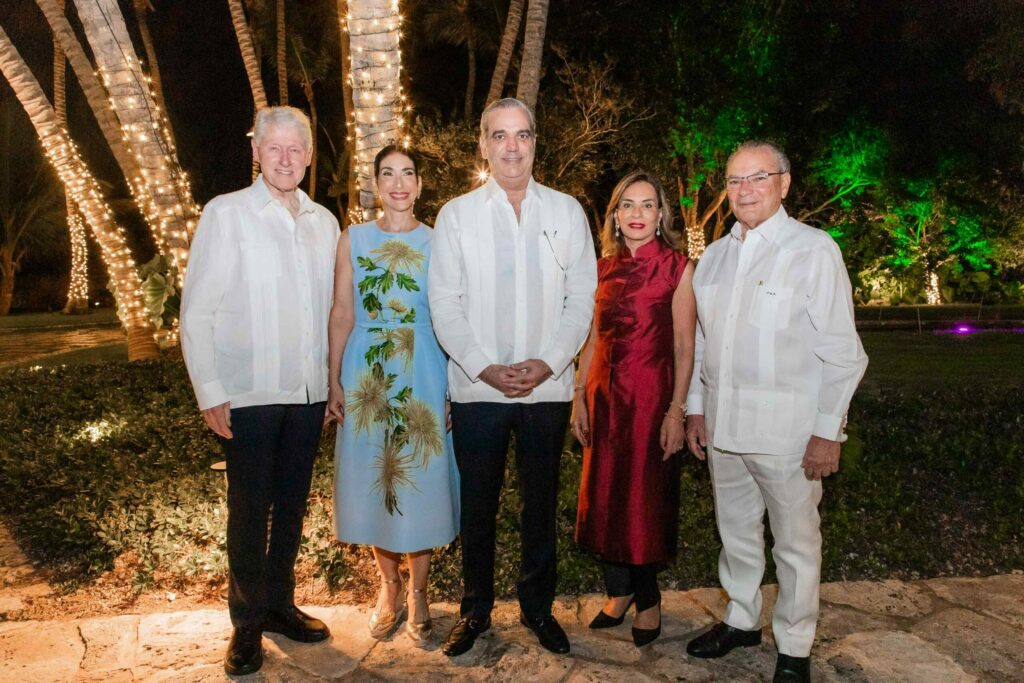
[228,0,268,110]
[301,77,318,201]
[36,0,145,194]
[51,1,89,313]
[0,24,158,358]
[337,0,357,227]
[486,0,523,105]
[348,0,404,215]
[276,0,288,104]
[515,0,549,111]
[0,246,14,316]
[464,21,477,120]
[131,0,177,151]
[72,0,199,285]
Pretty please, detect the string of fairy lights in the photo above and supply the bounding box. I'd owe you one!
[925,270,942,305]
[686,225,707,259]
[66,209,89,307]
[343,0,411,223]
[40,125,151,330]
[97,54,199,290]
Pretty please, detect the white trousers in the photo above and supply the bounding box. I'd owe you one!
[707,447,823,657]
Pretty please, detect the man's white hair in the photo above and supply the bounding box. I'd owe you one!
[253,106,312,149]
[727,140,791,174]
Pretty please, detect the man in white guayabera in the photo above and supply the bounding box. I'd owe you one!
[684,140,868,683]
[428,97,597,657]
[181,106,338,676]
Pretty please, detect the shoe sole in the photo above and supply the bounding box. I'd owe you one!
[263,627,330,643]
[224,652,263,676]
[686,637,762,659]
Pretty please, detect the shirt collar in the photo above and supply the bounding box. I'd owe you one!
[483,175,541,204]
[729,205,788,244]
[248,174,317,215]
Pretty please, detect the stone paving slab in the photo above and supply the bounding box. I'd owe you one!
[1,574,1022,682]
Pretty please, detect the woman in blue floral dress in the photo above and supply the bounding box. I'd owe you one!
[327,146,459,645]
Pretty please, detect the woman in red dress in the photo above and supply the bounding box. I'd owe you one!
[572,170,697,646]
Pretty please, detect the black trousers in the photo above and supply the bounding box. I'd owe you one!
[451,401,571,620]
[601,560,661,611]
[221,401,325,627]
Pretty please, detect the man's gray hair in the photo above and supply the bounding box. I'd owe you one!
[727,140,791,173]
[479,97,537,141]
[253,106,312,149]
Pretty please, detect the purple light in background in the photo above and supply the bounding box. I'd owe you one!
[956,325,972,334]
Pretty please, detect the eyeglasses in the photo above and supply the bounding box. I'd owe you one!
[725,171,786,188]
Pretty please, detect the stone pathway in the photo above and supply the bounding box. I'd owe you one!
[1,573,1022,682]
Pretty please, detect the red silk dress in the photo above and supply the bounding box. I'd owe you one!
[575,239,688,565]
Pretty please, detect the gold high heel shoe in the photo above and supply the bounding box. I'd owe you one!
[368,575,406,640]
[405,587,432,646]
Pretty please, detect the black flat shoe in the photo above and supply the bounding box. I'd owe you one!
[224,625,263,676]
[588,595,635,629]
[442,616,491,657]
[686,621,762,658]
[520,612,571,654]
[773,653,811,683]
[265,606,331,643]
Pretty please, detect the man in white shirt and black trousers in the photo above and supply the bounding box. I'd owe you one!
[181,106,338,676]
[429,97,597,657]
[684,140,868,683]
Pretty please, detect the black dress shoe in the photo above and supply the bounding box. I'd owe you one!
[442,616,491,656]
[520,612,570,654]
[588,595,635,629]
[773,653,811,683]
[224,625,263,676]
[686,621,762,658]
[265,606,331,643]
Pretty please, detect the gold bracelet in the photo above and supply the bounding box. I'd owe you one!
[664,411,685,423]
[574,383,585,391]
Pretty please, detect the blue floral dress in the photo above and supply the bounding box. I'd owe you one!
[333,222,459,552]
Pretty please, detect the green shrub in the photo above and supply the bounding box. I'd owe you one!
[1,356,1021,598]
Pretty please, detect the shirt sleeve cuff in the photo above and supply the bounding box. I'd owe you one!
[461,349,493,383]
[812,412,844,441]
[686,392,704,415]
[195,380,230,412]
[539,349,572,380]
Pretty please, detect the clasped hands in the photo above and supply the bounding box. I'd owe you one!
[479,360,552,398]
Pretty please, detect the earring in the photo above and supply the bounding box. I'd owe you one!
[614,219,621,238]
[656,226,662,237]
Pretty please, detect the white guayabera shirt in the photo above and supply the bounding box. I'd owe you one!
[428,177,597,403]
[686,206,868,455]
[181,176,339,411]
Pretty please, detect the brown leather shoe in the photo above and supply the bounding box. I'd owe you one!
[224,625,263,675]
[265,606,330,643]
[686,621,762,658]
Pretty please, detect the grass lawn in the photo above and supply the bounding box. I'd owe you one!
[0,330,1021,611]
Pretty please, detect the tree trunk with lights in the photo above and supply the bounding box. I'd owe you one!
[336,0,358,227]
[50,0,89,313]
[463,12,476,120]
[516,0,549,111]
[0,24,158,358]
[131,0,176,151]
[486,0,523,105]
[36,0,145,194]
[276,0,288,104]
[348,0,405,216]
[72,0,199,284]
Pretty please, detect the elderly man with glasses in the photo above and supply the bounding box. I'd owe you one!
[684,140,868,683]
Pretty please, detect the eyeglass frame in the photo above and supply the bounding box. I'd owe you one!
[725,171,788,188]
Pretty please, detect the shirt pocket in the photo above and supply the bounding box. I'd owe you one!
[693,283,720,326]
[239,241,282,282]
[747,282,794,330]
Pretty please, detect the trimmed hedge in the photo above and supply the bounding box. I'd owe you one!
[1,356,1021,598]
